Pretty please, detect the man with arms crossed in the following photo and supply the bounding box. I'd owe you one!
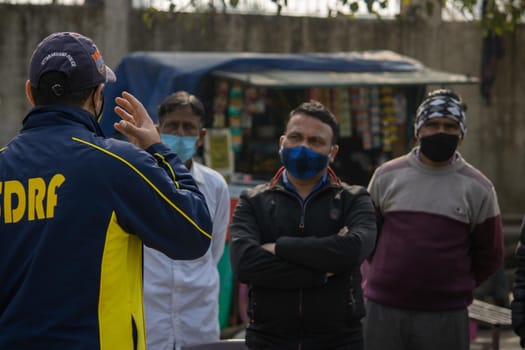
[230,100,377,350]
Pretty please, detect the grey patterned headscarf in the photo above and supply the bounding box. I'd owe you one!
[414,92,467,137]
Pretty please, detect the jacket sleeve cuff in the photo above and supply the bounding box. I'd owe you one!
[145,142,171,156]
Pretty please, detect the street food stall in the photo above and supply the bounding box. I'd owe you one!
[101,50,476,186]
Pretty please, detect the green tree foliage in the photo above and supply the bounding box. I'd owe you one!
[144,0,524,34]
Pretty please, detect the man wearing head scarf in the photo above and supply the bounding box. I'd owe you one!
[362,89,504,350]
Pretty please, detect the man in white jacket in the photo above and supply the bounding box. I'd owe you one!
[144,91,230,350]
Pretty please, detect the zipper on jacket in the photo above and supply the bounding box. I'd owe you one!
[298,288,303,350]
[274,181,332,235]
[349,275,356,308]
[298,197,312,234]
[272,177,343,349]
[297,186,331,234]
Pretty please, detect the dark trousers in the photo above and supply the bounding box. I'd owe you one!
[363,300,469,350]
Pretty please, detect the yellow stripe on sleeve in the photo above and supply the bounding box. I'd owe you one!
[152,152,180,189]
[72,137,211,239]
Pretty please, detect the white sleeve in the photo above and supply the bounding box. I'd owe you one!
[210,179,231,265]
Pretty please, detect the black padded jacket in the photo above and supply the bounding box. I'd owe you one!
[230,167,377,350]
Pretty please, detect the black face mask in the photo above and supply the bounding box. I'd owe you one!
[419,133,460,162]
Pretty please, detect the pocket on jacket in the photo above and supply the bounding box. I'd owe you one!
[248,287,300,331]
[302,275,363,332]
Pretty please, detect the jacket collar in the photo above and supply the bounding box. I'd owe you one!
[22,105,105,137]
[269,166,341,189]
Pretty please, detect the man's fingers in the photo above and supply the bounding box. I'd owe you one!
[114,120,133,133]
[114,120,141,141]
[121,91,142,109]
[338,226,349,237]
[116,92,150,126]
[121,91,147,117]
[114,106,136,124]
[115,96,134,113]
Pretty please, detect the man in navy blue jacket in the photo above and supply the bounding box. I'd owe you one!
[0,32,212,350]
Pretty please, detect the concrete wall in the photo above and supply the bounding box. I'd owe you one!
[1,4,524,216]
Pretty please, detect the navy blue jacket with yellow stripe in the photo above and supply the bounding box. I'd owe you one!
[0,105,212,350]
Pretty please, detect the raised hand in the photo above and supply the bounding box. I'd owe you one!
[113,91,161,150]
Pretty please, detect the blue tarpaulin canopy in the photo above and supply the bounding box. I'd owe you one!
[100,50,477,136]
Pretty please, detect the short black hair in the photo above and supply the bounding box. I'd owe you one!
[30,71,94,107]
[288,100,339,144]
[157,91,206,126]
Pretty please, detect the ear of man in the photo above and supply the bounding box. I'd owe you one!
[329,144,339,163]
[25,80,36,106]
[196,128,207,148]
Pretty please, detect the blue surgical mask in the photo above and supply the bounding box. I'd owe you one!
[280,145,330,179]
[160,133,198,162]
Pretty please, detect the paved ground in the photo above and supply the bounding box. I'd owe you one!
[471,326,521,350]
[227,325,522,349]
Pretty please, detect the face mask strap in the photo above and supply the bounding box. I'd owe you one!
[93,89,104,122]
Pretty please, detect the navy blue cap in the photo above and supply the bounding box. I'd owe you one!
[29,32,116,92]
